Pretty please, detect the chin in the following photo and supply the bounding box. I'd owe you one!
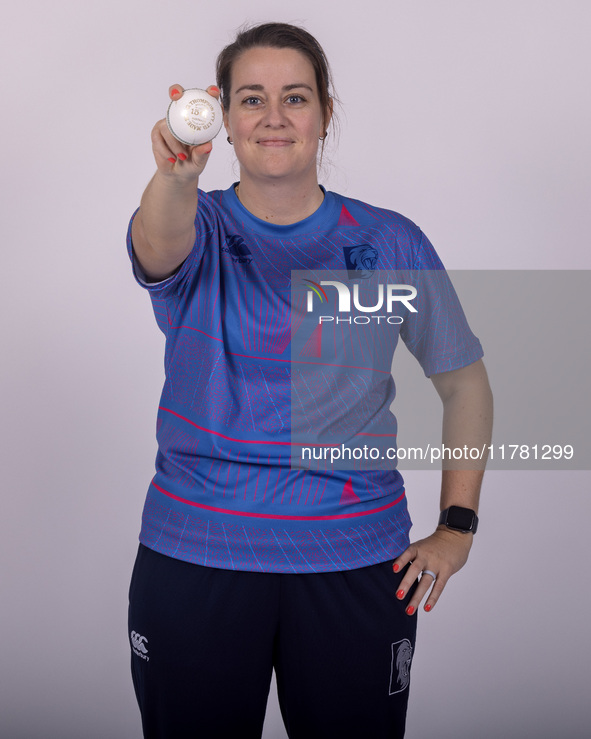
[256,157,318,181]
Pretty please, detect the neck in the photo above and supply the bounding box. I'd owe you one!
[235,174,324,225]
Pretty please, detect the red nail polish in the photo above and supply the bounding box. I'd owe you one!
[210,86,220,93]
[424,604,432,612]
[178,153,187,161]
[171,88,180,96]
[396,589,404,599]
[406,605,415,616]
[393,563,400,573]
[168,157,176,163]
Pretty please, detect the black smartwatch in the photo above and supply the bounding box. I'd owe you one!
[438,506,478,534]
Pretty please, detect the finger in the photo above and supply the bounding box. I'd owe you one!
[404,573,436,616]
[169,84,184,101]
[189,141,213,165]
[392,544,417,574]
[405,570,439,615]
[158,118,214,161]
[395,559,423,603]
[151,121,188,167]
[152,114,214,173]
[423,574,450,613]
[206,85,220,99]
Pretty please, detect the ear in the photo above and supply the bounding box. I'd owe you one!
[322,97,334,136]
[222,103,232,141]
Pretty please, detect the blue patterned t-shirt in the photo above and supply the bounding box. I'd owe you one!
[126,185,483,573]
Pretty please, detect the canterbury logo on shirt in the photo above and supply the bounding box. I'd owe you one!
[222,235,253,265]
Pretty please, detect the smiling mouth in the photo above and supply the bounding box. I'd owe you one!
[257,138,294,146]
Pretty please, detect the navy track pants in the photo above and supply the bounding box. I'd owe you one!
[129,544,418,738]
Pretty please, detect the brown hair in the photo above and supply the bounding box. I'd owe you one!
[216,22,336,134]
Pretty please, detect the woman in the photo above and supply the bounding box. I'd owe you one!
[127,22,493,739]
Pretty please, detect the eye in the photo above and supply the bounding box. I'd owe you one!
[243,96,262,106]
[286,94,305,104]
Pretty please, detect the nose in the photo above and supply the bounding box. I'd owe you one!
[261,99,288,128]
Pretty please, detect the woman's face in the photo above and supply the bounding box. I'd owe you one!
[223,46,329,187]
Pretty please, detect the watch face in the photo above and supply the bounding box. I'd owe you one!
[447,506,476,530]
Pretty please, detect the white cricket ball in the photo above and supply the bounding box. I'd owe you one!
[166,88,223,146]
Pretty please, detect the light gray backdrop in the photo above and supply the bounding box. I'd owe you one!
[1,1,590,737]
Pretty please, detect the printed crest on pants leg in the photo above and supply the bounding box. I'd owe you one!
[389,638,413,694]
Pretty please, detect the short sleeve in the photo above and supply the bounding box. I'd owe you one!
[125,189,216,299]
[399,232,483,376]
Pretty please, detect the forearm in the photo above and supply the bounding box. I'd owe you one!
[392,363,492,611]
[132,171,199,280]
[435,359,493,513]
[439,469,484,514]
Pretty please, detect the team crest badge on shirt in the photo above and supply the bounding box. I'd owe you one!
[222,235,253,265]
[389,639,413,694]
[343,244,379,278]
